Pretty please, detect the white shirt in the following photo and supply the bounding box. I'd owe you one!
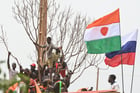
[9,69,18,79]
[111,81,120,92]
[46,43,57,58]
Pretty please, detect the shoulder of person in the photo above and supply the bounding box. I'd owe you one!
[113,82,119,86]
[112,82,119,89]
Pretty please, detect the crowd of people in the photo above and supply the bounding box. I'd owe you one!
[6,37,73,93]
[6,36,120,93]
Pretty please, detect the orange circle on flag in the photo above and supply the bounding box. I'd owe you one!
[100,27,108,36]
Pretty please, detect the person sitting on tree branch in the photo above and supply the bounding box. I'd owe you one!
[44,37,62,80]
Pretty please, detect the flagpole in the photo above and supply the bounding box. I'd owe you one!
[118,9,125,93]
[96,67,99,91]
[130,29,138,93]
[121,54,125,93]
[130,63,135,93]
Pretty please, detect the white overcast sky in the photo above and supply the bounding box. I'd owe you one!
[0,0,140,93]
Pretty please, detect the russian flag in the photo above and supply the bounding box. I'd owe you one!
[104,30,138,67]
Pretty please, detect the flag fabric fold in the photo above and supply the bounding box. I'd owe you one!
[84,9,121,54]
[105,30,138,67]
[6,83,19,93]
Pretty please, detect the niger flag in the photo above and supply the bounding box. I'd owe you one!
[84,9,121,54]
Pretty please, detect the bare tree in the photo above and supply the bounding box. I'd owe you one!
[12,0,103,85]
[0,26,20,66]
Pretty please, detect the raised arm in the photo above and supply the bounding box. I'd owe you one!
[7,52,11,70]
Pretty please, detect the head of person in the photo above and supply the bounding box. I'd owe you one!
[24,68,30,76]
[108,74,116,84]
[68,70,73,75]
[30,63,36,71]
[53,73,60,82]
[60,56,64,63]
[81,88,87,91]
[56,48,60,54]
[47,37,52,44]
[12,63,16,70]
